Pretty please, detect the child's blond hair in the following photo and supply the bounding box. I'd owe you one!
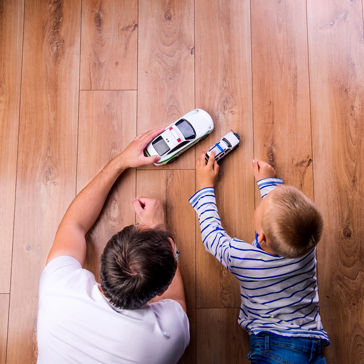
[262,185,323,258]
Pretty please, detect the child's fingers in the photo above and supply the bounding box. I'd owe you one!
[207,151,215,167]
[252,159,259,174]
[214,160,220,174]
[197,151,206,168]
[196,152,202,167]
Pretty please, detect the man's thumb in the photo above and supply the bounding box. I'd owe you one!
[150,155,160,164]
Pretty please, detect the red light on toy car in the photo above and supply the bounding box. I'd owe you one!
[177,138,181,142]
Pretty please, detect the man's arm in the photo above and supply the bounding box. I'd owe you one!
[132,197,187,312]
[46,128,163,266]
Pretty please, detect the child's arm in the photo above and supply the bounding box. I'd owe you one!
[189,151,233,269]
[252,160,283,198]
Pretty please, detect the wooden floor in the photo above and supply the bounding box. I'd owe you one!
[1,0,363,363]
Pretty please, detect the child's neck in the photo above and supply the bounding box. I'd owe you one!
[256,233,278,256]
[261,244,277,256]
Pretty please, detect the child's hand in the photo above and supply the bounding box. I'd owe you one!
[196,151,219,190]
[252,160,276,181]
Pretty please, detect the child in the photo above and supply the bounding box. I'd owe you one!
[189,151,329,363]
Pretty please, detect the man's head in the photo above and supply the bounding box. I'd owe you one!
[100,225,177,310]
[254,185,323,258]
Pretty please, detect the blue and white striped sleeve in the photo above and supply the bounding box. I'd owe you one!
[257,178,283,199]
[189,187,232,270]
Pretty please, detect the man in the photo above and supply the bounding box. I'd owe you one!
[37,128,189,364]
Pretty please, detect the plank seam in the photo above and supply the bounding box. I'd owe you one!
[80,89,138,92]
[76,0,83,196]
[136,168,196,171]
[193,4,196,363]
[6,0,26,362]
[305,0,315,203]
[361,0,364,38]
[135,0,140,223]
[249,0,256,210]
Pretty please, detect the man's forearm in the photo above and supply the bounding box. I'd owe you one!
[60,155,128,234]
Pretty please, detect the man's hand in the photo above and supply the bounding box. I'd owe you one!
[196,151,219,191]
[252,160,276,181]
[118,128,165,168]
[132,197,166,229]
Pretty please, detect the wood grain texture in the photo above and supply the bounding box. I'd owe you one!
[0,0,24,293]
[0,295,9,364]
[251,0,313,197]
[307,0,364,361]
[2,0,363,362]
[78,91,136,279]
[136,169,196,363]
[195,0,253,308]
[81,0,137,90]
[197,308,249,364]
[7,0,81,362]
[138,0,195,169]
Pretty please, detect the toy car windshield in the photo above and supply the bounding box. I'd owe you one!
[152,136,170,156]
[144,108,214,166]
[175,119,196,140]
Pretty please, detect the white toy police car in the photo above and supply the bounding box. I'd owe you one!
[145,109,214,165]
[205,131,240,163]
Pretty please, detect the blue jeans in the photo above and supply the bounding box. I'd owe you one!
[247,332,328,363]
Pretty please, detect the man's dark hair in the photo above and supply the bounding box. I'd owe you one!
[100,225,177,310]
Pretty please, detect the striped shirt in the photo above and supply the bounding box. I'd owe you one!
[189,178,329,343]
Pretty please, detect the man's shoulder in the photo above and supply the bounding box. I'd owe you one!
[148,299,190,346]
[149,299,187,316]
[39,255,96,297]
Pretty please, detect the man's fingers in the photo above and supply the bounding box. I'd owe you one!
[139,154,160,167]
[132,199,144,214]
[150,155,161,163]
[135,129,150,140]
[139,128,164,147]
[137,197,156,207]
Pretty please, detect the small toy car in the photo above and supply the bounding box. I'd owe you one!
[205,131,240,163]
[145,109,214,165]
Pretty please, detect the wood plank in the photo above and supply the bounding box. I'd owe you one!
[178,308,196,364]
[196,308,249,363]
[137,0,195,169]
[0,0,24,293]
[136,169,196,363]
[307,0,364,361]
[80,0,137,90]
[0,295,9,364]
[77,91,136,280]
[251,0,313,197]
[195,0,253,308]
[7,1,81,362]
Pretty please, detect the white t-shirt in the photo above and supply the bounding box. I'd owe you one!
[37,256,190,364]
